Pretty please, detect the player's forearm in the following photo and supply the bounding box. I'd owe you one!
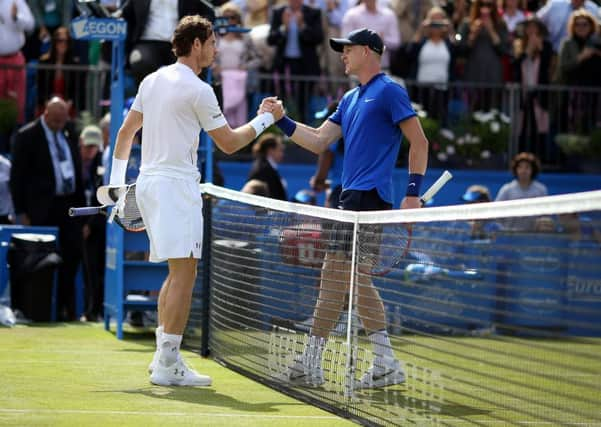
[113,130,134,160]
[221,125,257,154]
[407,135,428,175]
[289,122,329,154]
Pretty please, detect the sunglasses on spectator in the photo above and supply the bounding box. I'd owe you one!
[222,14,239,21]
[574,21,590,27]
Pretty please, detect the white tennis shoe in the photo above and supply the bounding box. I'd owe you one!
[356,358,405,389]
[148,350,160,374]
[150,358,212,387]
[279,356,325,388]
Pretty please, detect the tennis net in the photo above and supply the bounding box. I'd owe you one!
[188,183,601,426]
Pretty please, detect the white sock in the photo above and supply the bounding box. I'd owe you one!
[159,333,182,366]
[155,325,164,350]
[302,335,325,369]
[368,329,395,366]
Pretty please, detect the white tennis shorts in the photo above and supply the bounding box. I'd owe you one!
[136,174,203,263]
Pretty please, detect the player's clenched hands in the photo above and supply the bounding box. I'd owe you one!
[258,97,285,121]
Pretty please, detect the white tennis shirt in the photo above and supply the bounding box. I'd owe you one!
[131,62,227,180]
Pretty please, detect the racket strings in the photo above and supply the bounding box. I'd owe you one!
[114,186,145,232]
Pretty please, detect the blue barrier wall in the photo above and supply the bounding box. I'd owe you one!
[218,162,601,207]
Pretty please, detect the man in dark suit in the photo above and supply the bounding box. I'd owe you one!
[10,97,85,321]
[268,0,324,122]
[123,0,216,84]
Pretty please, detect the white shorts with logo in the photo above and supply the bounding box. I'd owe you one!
[136,173,203,263]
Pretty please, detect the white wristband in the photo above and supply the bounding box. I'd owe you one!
[249,112,275,138]
[109,157,128,185]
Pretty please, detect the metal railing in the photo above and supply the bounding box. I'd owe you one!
[2,61,600,171]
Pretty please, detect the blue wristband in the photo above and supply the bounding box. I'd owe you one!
[275,115,297,137]
[406,173,423,197]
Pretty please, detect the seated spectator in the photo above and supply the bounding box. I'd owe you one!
[37,27,85,115]
[293,189,317,205]
[559,212,601,244]
[496,152,548,201]
[215,3,262,128]
[406,7,456,122]
[495,152,548,230]
[457,0,510,110]
[461,184,502,239]
[248,133,288,201]
[513,17,553,159]
[0,1,34,125]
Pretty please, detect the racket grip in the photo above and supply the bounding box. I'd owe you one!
[69,207,103,216]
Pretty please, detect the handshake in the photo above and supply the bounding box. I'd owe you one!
[258,97,285,121]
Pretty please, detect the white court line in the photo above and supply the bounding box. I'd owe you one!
[0,408,339,420]
[2,409,599,425]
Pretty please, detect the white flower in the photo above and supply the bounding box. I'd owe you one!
[437,152,448,161]
[417,110,428,119]
[490,121,501,133]
[446,145,456,155]
[481,150,491,159]
[500,113,511,124]
[440,128,455,140]
[473,111,486,123]
[472,136,481,144]
[457,137,465,146]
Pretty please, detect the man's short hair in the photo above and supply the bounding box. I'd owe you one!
[172,15,213,57]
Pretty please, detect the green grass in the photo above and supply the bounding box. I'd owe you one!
[211,328,601,426]
[0,323,354,427]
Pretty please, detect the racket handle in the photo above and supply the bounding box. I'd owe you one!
[69,207,103,216]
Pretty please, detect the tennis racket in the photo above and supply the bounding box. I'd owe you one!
[69,183,145,232]
[357,170,453,276]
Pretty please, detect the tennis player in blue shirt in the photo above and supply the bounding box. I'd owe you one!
[261,28,429,389]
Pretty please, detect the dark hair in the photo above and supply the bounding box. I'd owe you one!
[172,15,213,57]
[511,152,541,179]
[252,133,281,159]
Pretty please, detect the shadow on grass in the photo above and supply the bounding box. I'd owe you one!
[96,387,304,413]
[357,389,490,418]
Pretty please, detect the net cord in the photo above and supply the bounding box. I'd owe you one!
[199,183,601,224]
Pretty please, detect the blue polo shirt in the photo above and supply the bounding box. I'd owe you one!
[328,73,416,204]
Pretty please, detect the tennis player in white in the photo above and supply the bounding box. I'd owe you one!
[108,15,277,386]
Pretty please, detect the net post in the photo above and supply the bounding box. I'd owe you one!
[200,193,213,357]
[344,215,359,399]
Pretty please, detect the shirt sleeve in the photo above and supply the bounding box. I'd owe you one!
[194,86,228,131]
[388,83,416,125]
[328,96,345,126]
[130,80,145,113]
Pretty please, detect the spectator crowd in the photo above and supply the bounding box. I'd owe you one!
[0,0,600,322]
